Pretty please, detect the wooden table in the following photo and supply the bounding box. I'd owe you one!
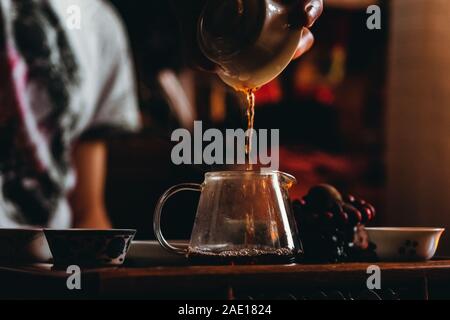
[1,260,450,299]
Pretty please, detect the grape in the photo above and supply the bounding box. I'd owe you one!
[324,212,334,220]
[304,184,343,212]
[293,185,378,263]
[339,211,349,224]
[363,207,373,222]
[342,203,362,225]
[344,194,376,223]
[366,203,376,219]
[344,194,356,203]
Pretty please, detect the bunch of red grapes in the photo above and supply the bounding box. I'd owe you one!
[292,184,377,263]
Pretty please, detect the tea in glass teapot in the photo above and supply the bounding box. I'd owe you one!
[154,170,302,264]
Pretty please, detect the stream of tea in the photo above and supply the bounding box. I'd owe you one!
[241,88,256,170]
[244,89,255,158]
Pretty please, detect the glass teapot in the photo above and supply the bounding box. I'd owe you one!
[154,171,302,264]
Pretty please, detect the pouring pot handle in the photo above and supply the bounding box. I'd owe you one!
[153,183,202,255]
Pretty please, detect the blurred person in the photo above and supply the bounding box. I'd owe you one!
[0,0,322,229]
[0,0,140,228]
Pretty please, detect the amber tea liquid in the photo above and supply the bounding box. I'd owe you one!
[235,88,257,170]
[244,89,255,157]
[188,248,296,265]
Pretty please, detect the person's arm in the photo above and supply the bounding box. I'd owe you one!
[69,141,112,229]
[66,2,140,229]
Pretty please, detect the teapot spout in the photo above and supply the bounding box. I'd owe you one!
[277,171,297,190]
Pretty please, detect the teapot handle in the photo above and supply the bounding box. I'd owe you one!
[153,183,202,255]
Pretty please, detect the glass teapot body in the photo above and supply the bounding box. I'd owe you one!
[154,171,301,264]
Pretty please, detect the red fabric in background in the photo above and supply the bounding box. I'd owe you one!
[279,147,361,199]
[254,79,283,106]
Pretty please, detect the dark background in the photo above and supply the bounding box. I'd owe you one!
[104,1,389,240]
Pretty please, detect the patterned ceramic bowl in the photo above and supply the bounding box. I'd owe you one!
[0,228,52,263]
[44,229,136,267]
[366,227,445,261]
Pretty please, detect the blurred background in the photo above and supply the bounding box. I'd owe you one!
[104,0,450,255]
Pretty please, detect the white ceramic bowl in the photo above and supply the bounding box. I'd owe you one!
[0,228,52,263]
[366,227,445,261]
